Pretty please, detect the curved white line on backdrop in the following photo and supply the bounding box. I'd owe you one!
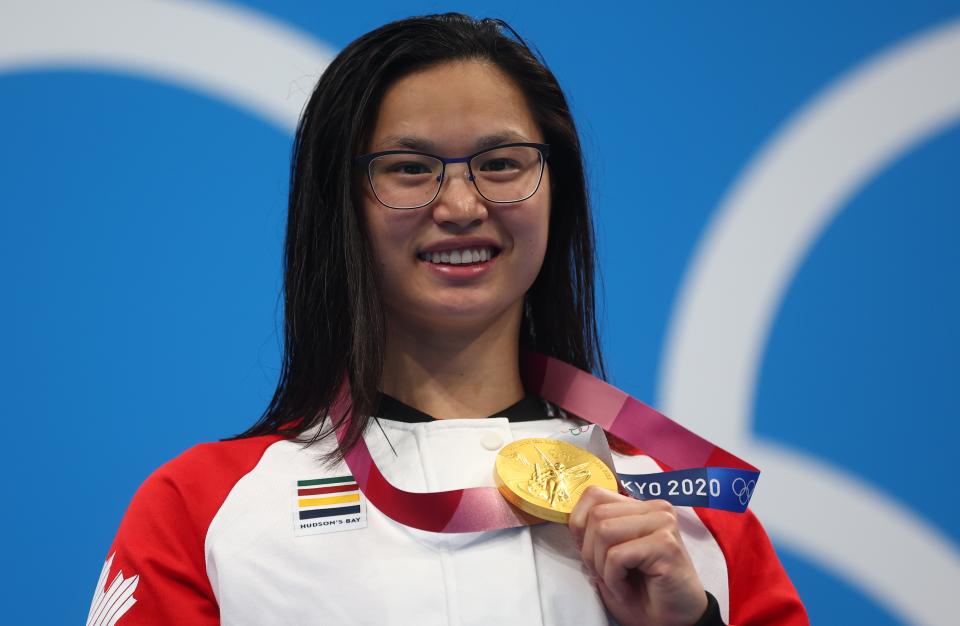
[751,443,960,626]
[659,18,960,626]
[0,0,335,132]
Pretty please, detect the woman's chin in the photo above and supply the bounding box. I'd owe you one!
[390,297,523,335]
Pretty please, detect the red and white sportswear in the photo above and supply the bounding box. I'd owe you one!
[89,408,807,625]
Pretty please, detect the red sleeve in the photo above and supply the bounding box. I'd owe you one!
[87,436,282,626]
[695,507,809,625]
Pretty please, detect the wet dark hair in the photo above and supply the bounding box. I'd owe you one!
[238,13,604,456]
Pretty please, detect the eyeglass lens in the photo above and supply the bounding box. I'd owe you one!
[368,145,544,209]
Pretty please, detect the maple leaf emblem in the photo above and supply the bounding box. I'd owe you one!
[86,553,139,626]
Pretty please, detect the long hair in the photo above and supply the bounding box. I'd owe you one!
[237,13,605,457]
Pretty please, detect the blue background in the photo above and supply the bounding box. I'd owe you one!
[2,2,958,624]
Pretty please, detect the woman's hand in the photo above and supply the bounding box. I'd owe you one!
[568,486,708,626]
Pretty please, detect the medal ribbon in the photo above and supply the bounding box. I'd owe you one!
[334,351,759,533]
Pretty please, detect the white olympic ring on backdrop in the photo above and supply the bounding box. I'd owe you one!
[3,2,959,625]
[659,18,960,626]
[1,0,335,133]
[731,477,756,506]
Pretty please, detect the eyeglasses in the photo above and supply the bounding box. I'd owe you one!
[354,142,550,210]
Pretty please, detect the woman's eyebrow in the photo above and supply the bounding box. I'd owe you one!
[374,131,529,153]
[375,135,436,151]
[473,131,528,150]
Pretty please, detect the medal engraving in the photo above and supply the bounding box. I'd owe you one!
[495,438,618,523]
[513,447,592,507]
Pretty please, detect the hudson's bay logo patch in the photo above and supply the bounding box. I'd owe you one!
[294,475,367,536]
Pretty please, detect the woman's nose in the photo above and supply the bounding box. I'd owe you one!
[431,163,488,228]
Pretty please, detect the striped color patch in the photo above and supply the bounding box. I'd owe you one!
[298,493,360,508]
[297,483,358,497]
[298,476,356,487]
[294,475,367,536]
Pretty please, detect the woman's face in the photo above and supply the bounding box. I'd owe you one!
[360,60,550,334]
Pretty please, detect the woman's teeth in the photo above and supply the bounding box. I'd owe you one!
[418,247,495,265]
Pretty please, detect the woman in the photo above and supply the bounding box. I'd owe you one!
[89,14,807,626]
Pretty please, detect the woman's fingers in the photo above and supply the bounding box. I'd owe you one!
[579,503,643,574]
[569,487,707,624]
[601,530,684,601]
[587,510,679,585]
[571,486,678,576]
[569,485,634,542]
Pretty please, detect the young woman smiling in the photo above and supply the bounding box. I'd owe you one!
[91,14,807,626]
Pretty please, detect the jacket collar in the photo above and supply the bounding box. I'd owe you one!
[376,393,549,423]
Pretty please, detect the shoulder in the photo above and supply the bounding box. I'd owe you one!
[693,507,808,625]
[142,434,285,499]
[87,434,291,625]
[117,434,289,550]
[150,435,289,492]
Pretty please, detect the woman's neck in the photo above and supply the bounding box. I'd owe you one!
[380,307,526,420]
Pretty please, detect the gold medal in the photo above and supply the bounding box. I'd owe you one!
[494,438,618,523]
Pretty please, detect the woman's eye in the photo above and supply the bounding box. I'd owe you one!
[480,158,519,172]
[391,162,432,175]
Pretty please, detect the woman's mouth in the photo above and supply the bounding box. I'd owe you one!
[417,246,500,266]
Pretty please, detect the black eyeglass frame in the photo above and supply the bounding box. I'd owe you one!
[354,142,551,210]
